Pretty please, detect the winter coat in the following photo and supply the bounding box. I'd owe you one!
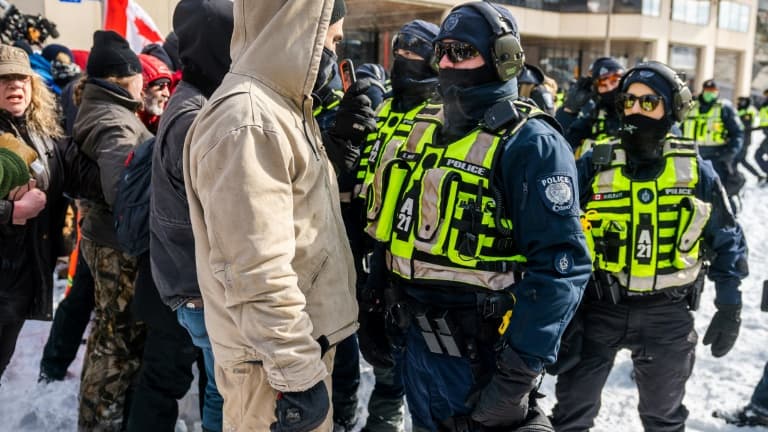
[73,79,153,250]
[0,113,67,322]
[183,0,358,393]
[150,81,206,309]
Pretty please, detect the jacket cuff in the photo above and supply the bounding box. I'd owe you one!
[715,279,742,305]
[0,200,13,224]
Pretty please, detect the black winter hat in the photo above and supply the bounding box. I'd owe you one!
[436,3,519,67]
[702,79,718,90]
[394,19,439,62]
[331,0,346,25]
[87,30,142,78]
[621,67,675,118]
[141,43,174,71]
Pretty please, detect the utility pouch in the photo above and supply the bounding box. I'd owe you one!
[384,283,411,331]
[673,196,711,270]
[414,169,460,255]
[365,157,411,242]
[596,271,622,305]
[687,262,708,311]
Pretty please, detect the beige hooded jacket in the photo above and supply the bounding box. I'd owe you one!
[183,0,358,392]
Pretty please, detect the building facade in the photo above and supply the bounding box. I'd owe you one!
[12,0,758,99]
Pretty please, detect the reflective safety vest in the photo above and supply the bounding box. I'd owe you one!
[582,136,712,294]
[312,88,343,118]
[590,108,608,137]
[759,105,768,128]
[738,105,758,130]
[682,101,726,147]
[354,99,433,200]
[365,100,547,291]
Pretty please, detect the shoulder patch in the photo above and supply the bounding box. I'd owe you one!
[536,174,576,216]
[554,252,573,275]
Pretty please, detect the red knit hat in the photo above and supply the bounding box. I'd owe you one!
[139,53,173,88]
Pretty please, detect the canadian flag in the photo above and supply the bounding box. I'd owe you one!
[104,0,164,52]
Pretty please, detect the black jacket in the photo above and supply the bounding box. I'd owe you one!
[0,113,67,322]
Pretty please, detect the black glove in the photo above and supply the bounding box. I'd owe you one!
[703,303,741,358]
[330,78,378,146]
[562,77,594,113]
[468,345,539,428]
[270,380,329,432]
[357,280,395,369]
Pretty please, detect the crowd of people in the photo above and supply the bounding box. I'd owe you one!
[1,0,768,431]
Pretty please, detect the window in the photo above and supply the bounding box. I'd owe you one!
[672,0,710,25]
[719,1,750,32]
[642,0,661,16]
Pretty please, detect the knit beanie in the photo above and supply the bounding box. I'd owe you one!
[436,3,519,67]
[394,20,440,62]
[0,148,30,199]
[331,0,346,24]
[86,30,142,78]
[41,44,74,63]
[138,54,173,88]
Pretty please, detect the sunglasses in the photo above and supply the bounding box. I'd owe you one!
[595,73,621,88]
[149,81,171,91]
[392,32,432,56]
[619,93,663,112]
[434,41,481,64]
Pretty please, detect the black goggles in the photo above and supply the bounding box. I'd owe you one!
[619,93,663,112]
[392,32,432,57]
[433,41,480,64]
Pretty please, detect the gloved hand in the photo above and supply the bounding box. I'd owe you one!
[357,281,395,369]
[270,380,330,432]
[330,78,378,147]
[562,77,594,113]
[468,344,539,428]
[703,303,741,358]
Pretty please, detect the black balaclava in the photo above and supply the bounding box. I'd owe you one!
[313,0,346,94]
[390,19,440,111]
[737,97,750,111]
[435,4,520,140]
[618,68,675,164]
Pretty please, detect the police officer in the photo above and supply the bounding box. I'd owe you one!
[354,19,440,432]
[753,89,768,180]
[550,61,749,432]
[517,63,556,116]
[363,3,591,430]
[565,56,625,155]
[735,96,765,182]
[682,79,744,210]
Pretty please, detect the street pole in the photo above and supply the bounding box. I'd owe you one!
[604,0,614,56]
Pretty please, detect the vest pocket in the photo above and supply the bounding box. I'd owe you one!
[365,158,411,242]
[591,215,629,273]
[413,168,460,255]
[672,196,711,269]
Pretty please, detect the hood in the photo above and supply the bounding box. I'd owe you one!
[230,0,331,105]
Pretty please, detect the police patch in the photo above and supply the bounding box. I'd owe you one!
[536,174,575,215]
[444,14,459,31]
[554,252,573,275]
[638,188,654,204]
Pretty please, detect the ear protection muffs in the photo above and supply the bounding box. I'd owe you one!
[617,60,693,123]
[453,1,525,81]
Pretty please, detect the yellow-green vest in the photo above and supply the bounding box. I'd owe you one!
[582,136,712,294]
[354,99,434,200]
[312,88,343,117]
[682,101,726,147]
[365,101,547,291]
[738,105,758,130]
[759,105,768,128]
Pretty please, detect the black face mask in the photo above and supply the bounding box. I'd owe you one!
[619,114,672,162]
[438,63,497,93]
[737,99,750,110]
[598,88,619,110]
[313,47,337,94]
[391,57,435,93]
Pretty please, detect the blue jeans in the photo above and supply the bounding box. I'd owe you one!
[177,306,224,432]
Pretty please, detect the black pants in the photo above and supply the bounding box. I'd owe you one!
[0,320,25,380]
[39,249,95,379]
[551,299,696,432]
[333,333,361,425]
[126,253,202,432]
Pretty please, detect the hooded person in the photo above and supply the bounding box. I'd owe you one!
[182,0,358,430]
[140,1,235,430]
[361,2,591,430]
[137,53,173,133]
[551,61,748,432]
[72,30,153,431]
[42,44,81,89]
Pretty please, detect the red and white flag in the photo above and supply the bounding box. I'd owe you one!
[104,0,164,52]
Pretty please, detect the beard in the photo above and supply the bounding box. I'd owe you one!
[143,94,167,116]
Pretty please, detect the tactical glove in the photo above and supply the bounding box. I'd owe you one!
[703,303,741,358]
[270,380,330,432]
[357,276,395,369]
[469,345,539,428]
[330,78,378,147]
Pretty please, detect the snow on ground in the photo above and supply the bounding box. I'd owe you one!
[1,146,768,431]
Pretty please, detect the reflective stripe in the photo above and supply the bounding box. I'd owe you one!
[388,251,518,291]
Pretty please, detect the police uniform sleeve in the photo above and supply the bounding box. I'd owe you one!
[564,99,597,151]
[498,120,592,372]
[698,157,748,305]
[722,102,745,161]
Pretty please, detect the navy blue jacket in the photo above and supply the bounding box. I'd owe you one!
[564,98,621,151]
[577,149,748,305]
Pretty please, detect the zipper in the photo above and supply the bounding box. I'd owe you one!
[302,97,320,161]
